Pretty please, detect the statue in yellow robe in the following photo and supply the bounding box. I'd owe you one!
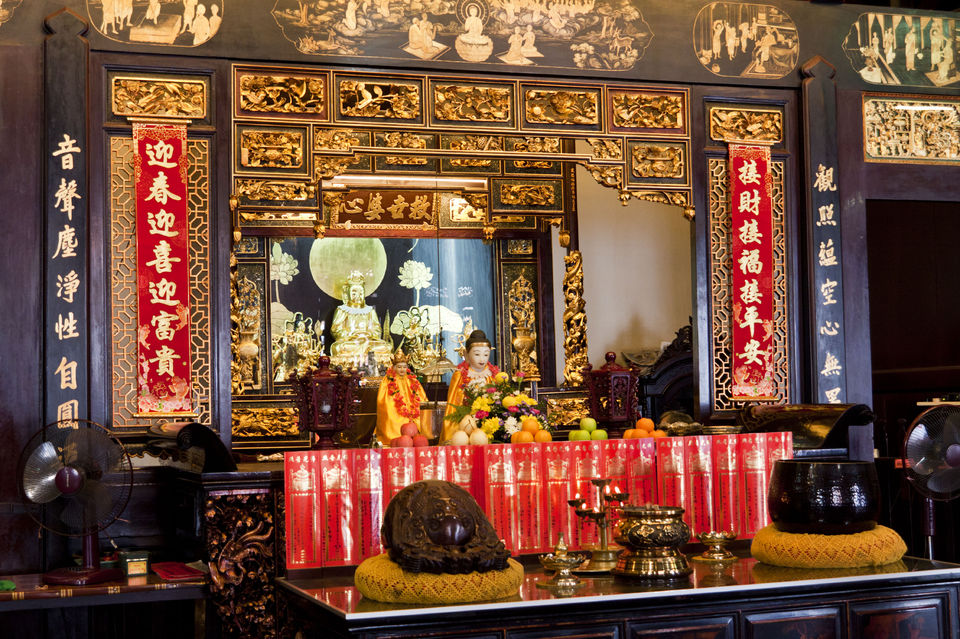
[376,350,428,445]
[442,329,499,442]
[329,271,393,370]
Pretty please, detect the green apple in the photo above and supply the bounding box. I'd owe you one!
[579,417,598,433]
[568,429,591,441]
[590,429,608,440]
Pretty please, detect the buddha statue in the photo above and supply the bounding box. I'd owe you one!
[329,271,393,370]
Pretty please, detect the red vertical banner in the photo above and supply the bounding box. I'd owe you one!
[737,432,769,538]
[134,123,192,414]
[284,451,321,570]
[656,437,689,529]
[626,437,658,505]
[319,449,356,566]
[354,448,383,561]
[514,442,546,554]
[729,144,775,400]
[542,442,575,550]
[712,434,742,536]
[684,435,715,539]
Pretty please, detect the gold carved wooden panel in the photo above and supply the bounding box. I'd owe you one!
[522,87,600,130]
[863,95,960,165]
[336,76,423,123]
[709,107,783,144]
[708,158,789,413]
[236,69,327,119]
[239,129,305,170]
[431,82,515,127]
[111,76,207,120]
[630,142,685,179]
[609,89,686,134]
[110,137,211,428]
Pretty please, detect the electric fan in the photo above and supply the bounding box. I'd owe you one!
[17,419,133,585]
[903,405,960,560]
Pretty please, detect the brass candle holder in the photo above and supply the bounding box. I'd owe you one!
[567,478,629,573]
[690,530,737,564]
[537,533,586,595]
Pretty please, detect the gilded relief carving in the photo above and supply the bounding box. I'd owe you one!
[448,135,502,167]
[239,130,304,169]
[589,138,623,160]
[446,193,486,224]
[236,179,315,202]
[327,190,437,228]
[562,250,588,387]
[508,136,560,169]
[338,79,420,120]
[709,107,783,144]
[314,128,363,151]
[863,96,960,164]
[546,396,590,427]
[238,73,325,115]
[88,0,224,46]
[230,405,300,439]
[611,92,684,130]
[500,184,555,207]
[380,131,429,165]
[508,272,540,380]
[0,1,23,29]
[112,77,207,119]
[507,239,534,255]
[231,273,263,393]
[844,14,960,89]
[271,1,651,71]
[631,143,685,179]
[524,89,599,126]
[433,84,512,123]
[584,164,622,189]
[314,156,355,180]
[693,2,799,79]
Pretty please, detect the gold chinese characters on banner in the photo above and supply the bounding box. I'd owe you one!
[134,123,193,414]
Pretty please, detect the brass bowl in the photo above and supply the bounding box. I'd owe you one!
[612,505,692,579]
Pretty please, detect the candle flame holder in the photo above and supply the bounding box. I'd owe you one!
[537,533,586,594]
[567,478,629,574]
[690,530,737,564]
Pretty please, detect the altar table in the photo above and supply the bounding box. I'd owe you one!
[277,551,960,638]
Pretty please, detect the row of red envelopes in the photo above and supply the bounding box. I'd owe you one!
[284,432,792,570]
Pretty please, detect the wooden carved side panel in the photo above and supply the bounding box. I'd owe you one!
[109,137,211,428]
[205,490,277,639]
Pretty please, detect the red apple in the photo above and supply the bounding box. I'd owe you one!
[400,422,419,438]
[390,437,401,447]
[412,434,429,447]
[394,435,414,447]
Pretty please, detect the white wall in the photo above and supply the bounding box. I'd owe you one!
[552,163,693,381]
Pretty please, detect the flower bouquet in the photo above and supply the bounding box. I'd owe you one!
[446,371,549,443]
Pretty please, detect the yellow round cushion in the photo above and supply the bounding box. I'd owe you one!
[751,524,907,568]
[354,553,525,604]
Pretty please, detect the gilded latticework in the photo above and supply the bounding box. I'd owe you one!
[709,107,783,144]
[562,250,589,387]
[111,77,207,119]
[506,270,539,379]
[433,84,512,123]
[110,137,211,427]
[524,89,599,126]
[611,92,684,130]
[708,158,789,413]
[238,73,325,115]
[239,130,304,169]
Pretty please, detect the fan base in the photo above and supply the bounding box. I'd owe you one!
[43,566,124,586]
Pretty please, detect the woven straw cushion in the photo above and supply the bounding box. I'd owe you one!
[355,553,524,604]
[751,524,907,568]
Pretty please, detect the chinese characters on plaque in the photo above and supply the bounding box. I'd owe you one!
[729,144,775,400]
[48,132,86,424]
[812,163,845,404]
[133,123,193,414]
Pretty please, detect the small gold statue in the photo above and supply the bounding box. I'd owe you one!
[329,271,393,370]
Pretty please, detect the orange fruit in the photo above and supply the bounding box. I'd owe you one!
[510,430,521,444]
[651,429,668,438]
[623,428,637,439]
[636,417,655,432]
[521,417,541,433]
[515,430,535,443]
[534,429,552,443]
